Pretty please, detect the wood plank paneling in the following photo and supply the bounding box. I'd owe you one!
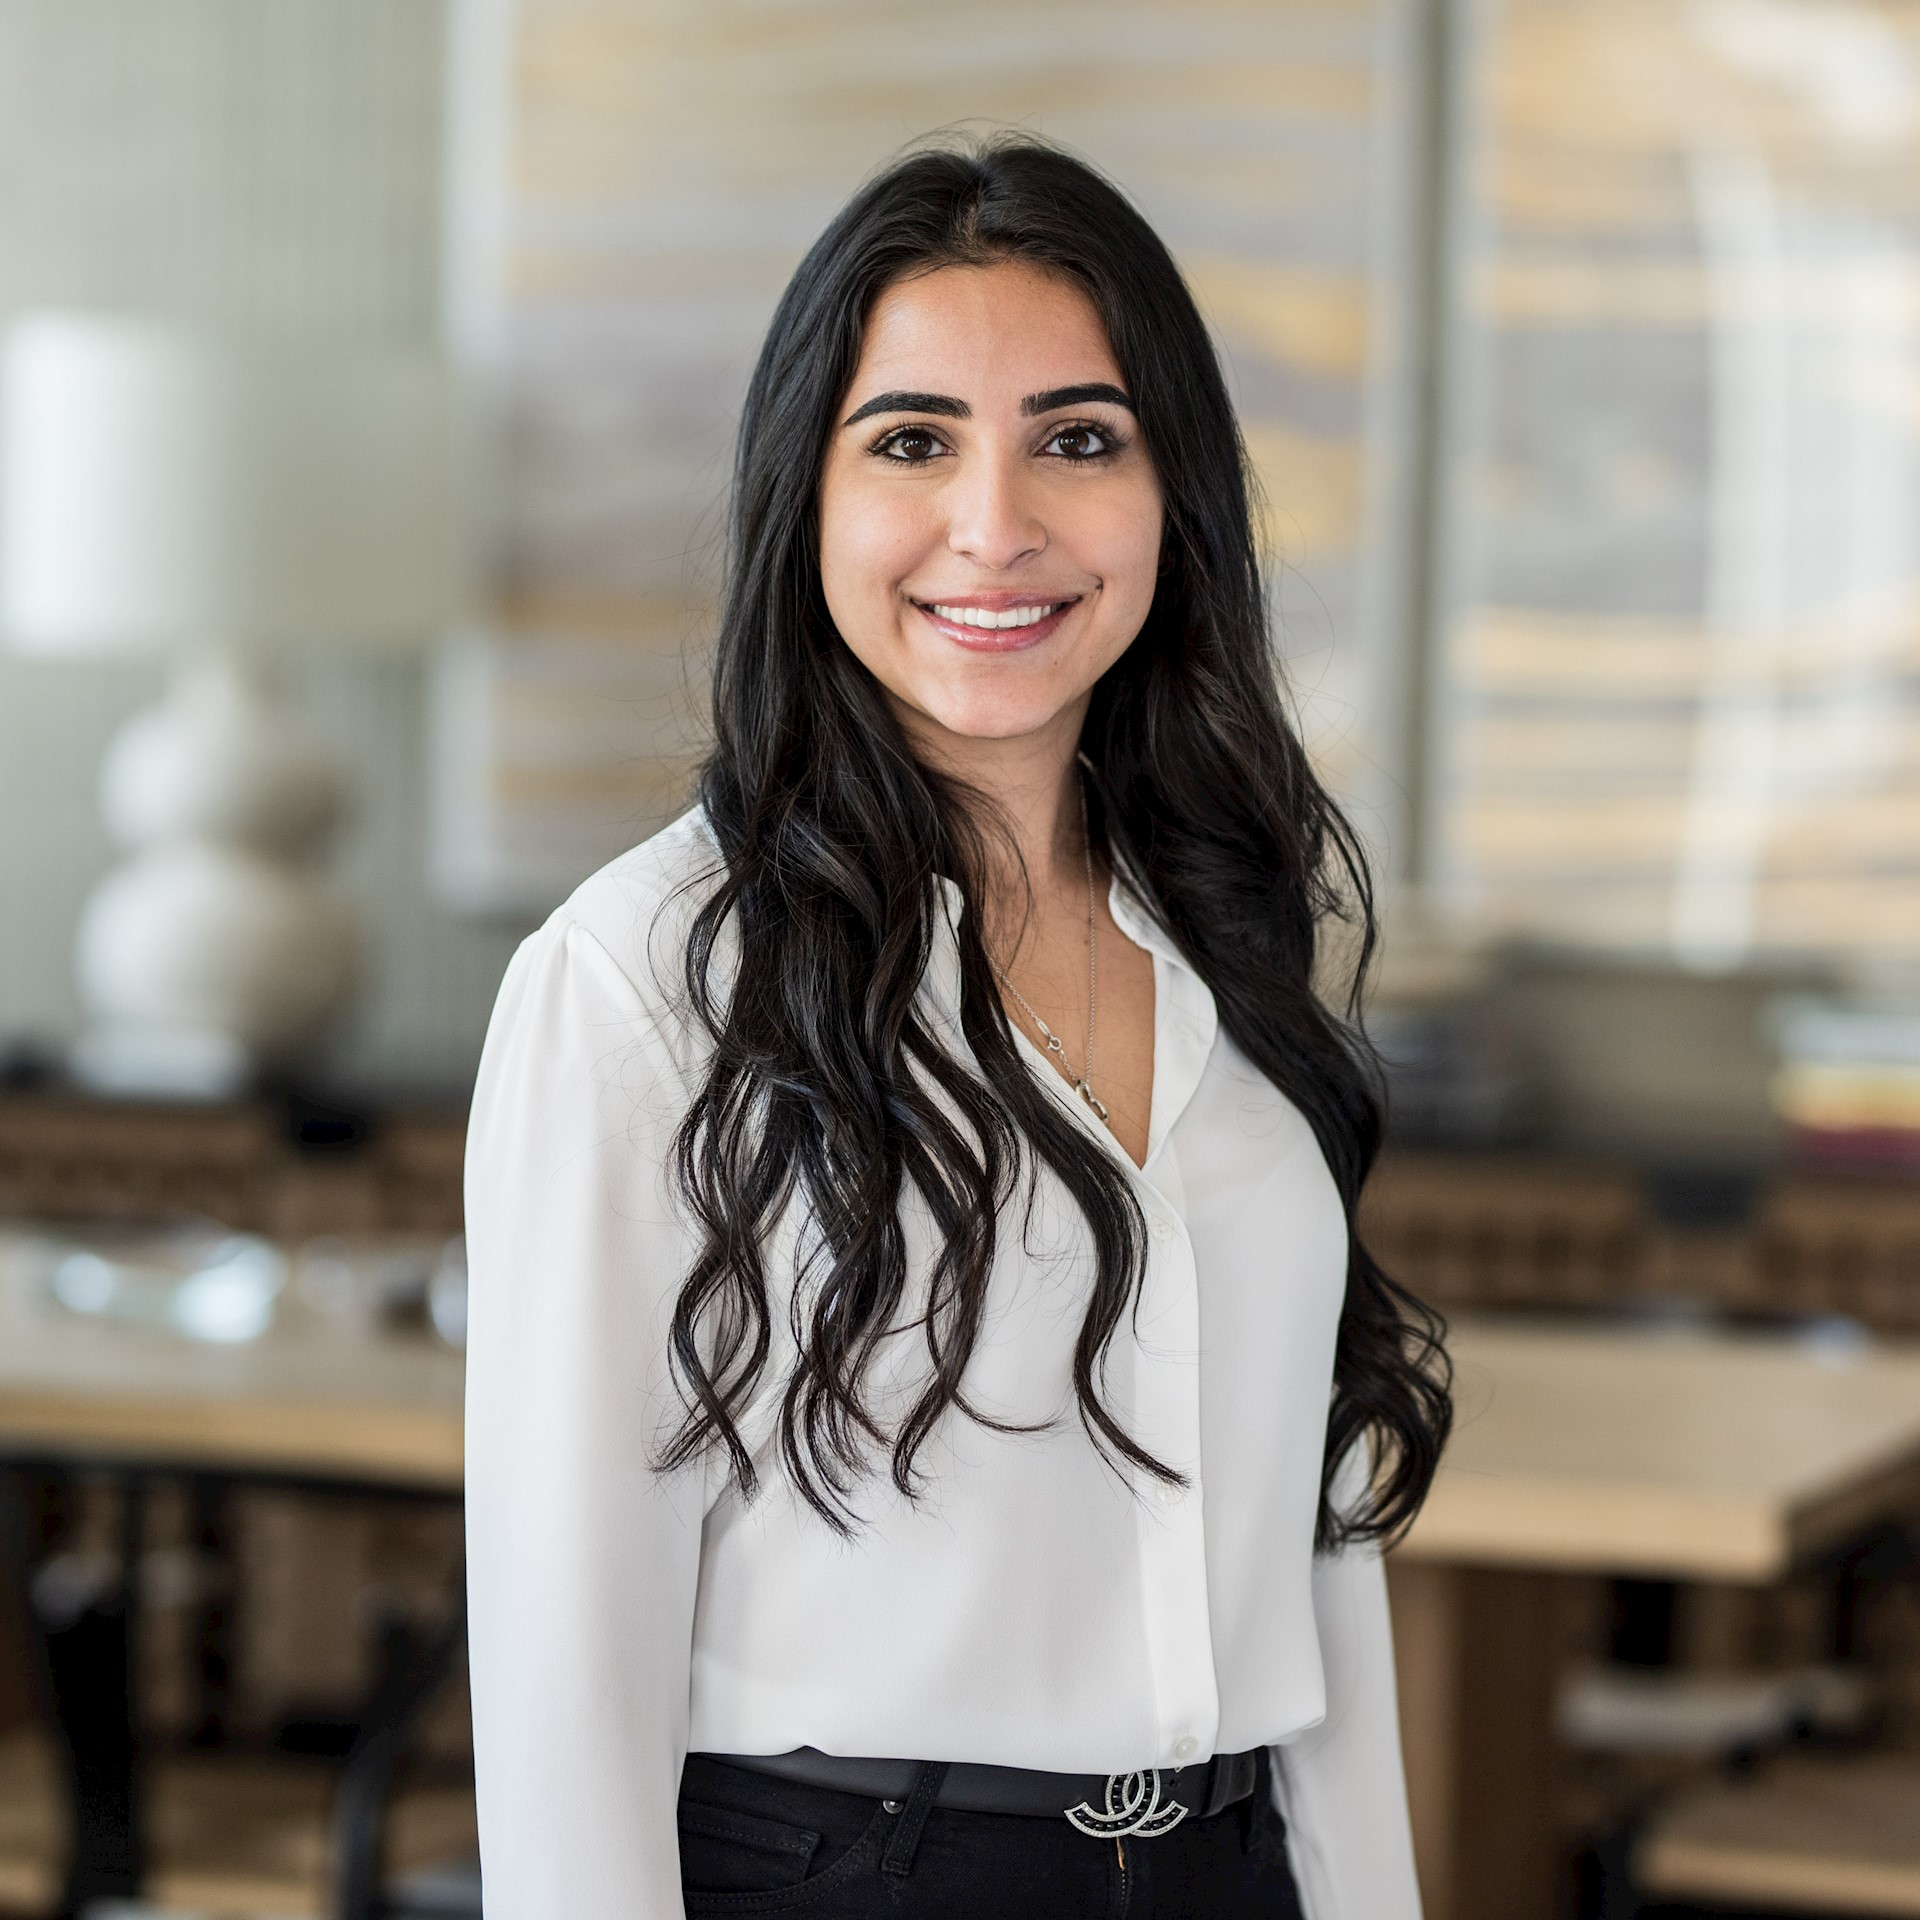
[1437,0,1920,965]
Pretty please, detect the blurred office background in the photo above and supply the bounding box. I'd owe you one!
[4,2,1920,1917]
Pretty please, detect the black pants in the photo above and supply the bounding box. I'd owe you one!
[677,1751,1306,1918]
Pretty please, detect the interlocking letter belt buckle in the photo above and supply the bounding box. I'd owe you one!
[1064,1768,1189,1838]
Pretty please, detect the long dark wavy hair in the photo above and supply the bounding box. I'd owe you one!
[661,135,1450,1549]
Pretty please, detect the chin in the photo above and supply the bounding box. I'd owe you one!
[915,684,1077,743]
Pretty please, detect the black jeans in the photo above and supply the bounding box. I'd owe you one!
[677,1751,1306,1918]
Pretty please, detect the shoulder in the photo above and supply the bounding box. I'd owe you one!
[529,806,729,1007]
[480,808,731,1098]
[465,820,726,1262]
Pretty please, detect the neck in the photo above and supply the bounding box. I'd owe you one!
[891,695,1089,903]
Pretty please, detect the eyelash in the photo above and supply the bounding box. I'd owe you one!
[866,420,1128,465]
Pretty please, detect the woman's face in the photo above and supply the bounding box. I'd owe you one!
[818,260,1164,755]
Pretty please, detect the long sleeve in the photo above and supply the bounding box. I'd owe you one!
[464,915,708,1920]
[1270,1534,1424,1919]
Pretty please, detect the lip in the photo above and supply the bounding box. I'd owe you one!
[911,591,1082,651]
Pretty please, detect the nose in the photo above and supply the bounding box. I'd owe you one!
[945,449,1047,571]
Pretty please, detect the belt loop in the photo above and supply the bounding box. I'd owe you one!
[880,1760,948,1877]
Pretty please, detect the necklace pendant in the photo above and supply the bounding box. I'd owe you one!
[1075,1080,1110,1123]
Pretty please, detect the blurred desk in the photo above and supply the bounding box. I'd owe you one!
[1390,1313,1920,1920]
[0,1227,466,1917]
[19,1271,1920,1920]
[0,1242,463,1493]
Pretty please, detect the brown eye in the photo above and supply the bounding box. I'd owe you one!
[1044,422,1116,461]
[876,426,946,463]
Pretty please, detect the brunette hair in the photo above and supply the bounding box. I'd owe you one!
[663,134,1449,1548]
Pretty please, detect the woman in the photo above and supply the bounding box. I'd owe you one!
[465,137,1449,1919]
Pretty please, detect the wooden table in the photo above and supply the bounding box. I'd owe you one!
[0,1226,468,1918]
[0,1233,464,1492]
[14,1239,1920,1920]
[1389,1312,1920,1920]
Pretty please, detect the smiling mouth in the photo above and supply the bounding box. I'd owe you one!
[911,595,1085,653]
[923,599,1073,631]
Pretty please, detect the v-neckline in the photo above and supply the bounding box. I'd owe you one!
[1007,1013,1151,1172]
[929,871,1218,1177]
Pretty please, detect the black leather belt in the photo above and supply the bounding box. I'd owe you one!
[693,1746,1263,1836]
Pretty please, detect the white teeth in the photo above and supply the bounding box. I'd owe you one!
[929,602,1064,630]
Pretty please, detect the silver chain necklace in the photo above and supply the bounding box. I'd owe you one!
[993,779,1108,1126]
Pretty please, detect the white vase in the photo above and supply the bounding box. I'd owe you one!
[99,659,346,854]
[69,657,359,1099]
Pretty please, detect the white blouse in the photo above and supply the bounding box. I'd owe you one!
[464,808,1423,1920]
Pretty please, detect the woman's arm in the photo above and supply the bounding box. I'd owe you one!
[465,916,707,1919]
[1270,1502,1424,1917]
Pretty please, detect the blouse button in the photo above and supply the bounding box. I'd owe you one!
[1172,1736,1199,1761]
[1156,1482,1184,1507]
[1148,1214,1175,1242]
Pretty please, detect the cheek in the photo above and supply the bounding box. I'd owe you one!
[1079,487,1164,628]
[819,471,931,625]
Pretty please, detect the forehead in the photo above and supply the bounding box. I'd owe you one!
[851,260,1121,399]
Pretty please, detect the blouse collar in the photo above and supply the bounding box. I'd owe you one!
[925,868,1220,1179]
[693,812,1221,1175]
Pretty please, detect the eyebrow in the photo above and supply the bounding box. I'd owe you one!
[843,390,968,426]
[840,381,1137,428]
[1022,382,1135,416]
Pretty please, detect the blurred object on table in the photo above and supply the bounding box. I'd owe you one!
[1361,1147,1920,1334]
[292,1232,467,1344]
[0,316,471,1102]
[35,1219,288,1346]
[1372,1003,1528,1150]
[426,1238,466,1352]
[1369,897,1530,1149]
[1557,1659,1870,1756]
[0,1039,59,1094]
[0,1087,465,1243]
[0,1220,464,1490]
[1772,996,1920,1175]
